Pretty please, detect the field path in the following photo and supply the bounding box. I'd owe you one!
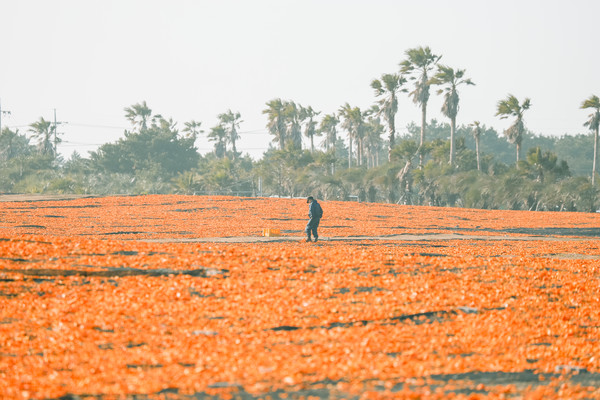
[142,232,594,243]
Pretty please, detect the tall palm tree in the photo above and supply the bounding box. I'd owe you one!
[124,101,152,132]
[183,120,203,141]
[430,65,474,166]
[207,125,227,159]
[319,113,339,175]
[371,73,407,162]
[319,113,339,152]
[29,117,54,156]
[363,106,384,168]
[283,101,302,150]
[354,109,365,166]
[218,110,242,158]
[339,103,364,167]
[263,99,287,150]
[339,104,354,168]
[400,46,442,166]
[470,121,483,171]
[581,95,600,185]
[301,106,321,152]
[495,94,531,164]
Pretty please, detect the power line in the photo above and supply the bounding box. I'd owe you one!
[4,125,29,129]
[238,129,269,134]
[67,123,268,134]
[61,141,105,146]
[68,123,128,130]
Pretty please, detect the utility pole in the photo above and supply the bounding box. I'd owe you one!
[53,108,67,156]
[0,98,12,134]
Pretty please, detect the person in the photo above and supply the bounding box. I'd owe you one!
[305,196,323,242]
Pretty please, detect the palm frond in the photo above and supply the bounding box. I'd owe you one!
[581,95,600,110]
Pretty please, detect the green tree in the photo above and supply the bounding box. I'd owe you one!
[391,139,420,202]
[8,153,56,194]
[152,116,177,133]
[469,121,482,171]
[430,65,474,166]
[338,103,364,167]
[496,94,531,164]
[183,120,203,141]
[318,113,339,175]
[218,110,242,158]
[63,151,92,176]
[91,111,198,177]
[301,106,321,153]
[371,73,407,161]
[263,99,287,150]
[363,107,384,169]
[319,113,339,152]
[524,147,570,184]
[257,147,314,197]
[400,46,442,166]
[124,101,152,132]
[553,133,593,177]
[172,170,203,195]
[207,125,227,159]
[198,156,255,195]
[0,127,33,161]
[581,95,600,185]
[28,117,55,156]
[283,101,302,150]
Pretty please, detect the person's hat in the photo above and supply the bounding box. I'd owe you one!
[306,196,314,203]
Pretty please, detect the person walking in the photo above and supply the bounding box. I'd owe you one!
[305,196,323,242]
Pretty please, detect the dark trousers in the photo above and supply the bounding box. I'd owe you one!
[305,218,320,239]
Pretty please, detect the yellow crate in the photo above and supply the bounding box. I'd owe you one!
[262,228,281,237]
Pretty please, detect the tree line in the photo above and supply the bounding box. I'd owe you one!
[1,46,599,212]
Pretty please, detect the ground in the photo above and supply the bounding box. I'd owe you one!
[1,194,599,399]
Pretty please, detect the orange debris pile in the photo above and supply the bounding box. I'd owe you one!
[0,195,599,399]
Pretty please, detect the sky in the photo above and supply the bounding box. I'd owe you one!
[1,0,599,160]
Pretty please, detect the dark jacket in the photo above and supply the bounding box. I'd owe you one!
[309,200,323,219]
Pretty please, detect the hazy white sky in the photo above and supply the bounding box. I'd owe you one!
[1,0,599,159]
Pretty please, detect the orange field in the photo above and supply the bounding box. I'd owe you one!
[1,195,600,399]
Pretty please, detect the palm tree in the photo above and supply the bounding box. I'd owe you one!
[29,117,54,156]
[301,106,321,152]
[263,99,287,150]
[339,103,364,167]
[183,120,203,141]
[207,125,227,159]
[371,73,407,161]
[430,65,474,166]
[400,46,442,166]
[363,106,384,168]
[283,101,302,150]
[153,116,177,133]
[124,101,152,131]
[319,113,339,152]
[495,94,531,164]
[354,109,365,166]
[319,113,339,175]
[581,95,600,185]
[470,121,482,171]
[339,104,354,168]
[218,110,242,158]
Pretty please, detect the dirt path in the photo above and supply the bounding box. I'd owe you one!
[140,233,600,260]
[0,194,98,202]
[142,232,595,244]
